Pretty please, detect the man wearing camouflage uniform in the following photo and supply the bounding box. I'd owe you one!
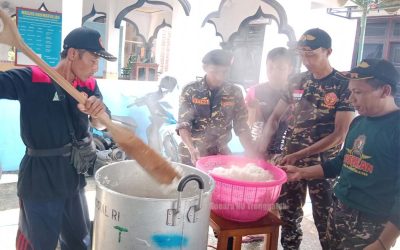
[258,28,355,249]
[177,49,255,166]
[283,59,400,250]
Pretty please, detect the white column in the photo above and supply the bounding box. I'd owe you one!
[103,1,120,79]
[168,0,221,84]
[118,22,126,78]
[61,0,83,50]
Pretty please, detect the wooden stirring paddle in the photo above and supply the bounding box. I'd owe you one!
[0,9,181,184]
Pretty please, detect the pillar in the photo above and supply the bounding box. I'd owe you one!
[61,0,83,49]
[103,1,120,79]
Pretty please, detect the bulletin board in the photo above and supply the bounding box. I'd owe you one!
[15,7,62,67]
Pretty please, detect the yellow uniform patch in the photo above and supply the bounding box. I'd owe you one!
[192,97,209,105]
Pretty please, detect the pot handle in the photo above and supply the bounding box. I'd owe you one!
[167,174,204,226]
[177,174,204,191]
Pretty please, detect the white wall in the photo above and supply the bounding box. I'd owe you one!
[1,0,359,81]
[62,0,83,47]
[167,0,358,86]
[10,0,61,12]
[259,0,358,83]
[125,11,152,39]
[149,11,172,39]
[168,0,222,85]
[83,0,107,15]
[307,9,358,71]
[208,0,278,42]
[279,0,358,71]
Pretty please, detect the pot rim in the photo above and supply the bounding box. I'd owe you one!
[95,160,215,202]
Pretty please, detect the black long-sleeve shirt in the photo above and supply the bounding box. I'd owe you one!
[0,66,106,201]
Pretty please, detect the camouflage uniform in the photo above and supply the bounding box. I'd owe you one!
[278,70,354,250]
[177,77,250,166]
[326,196,386,250]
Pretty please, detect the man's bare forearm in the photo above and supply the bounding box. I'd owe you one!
[179,128,195,150]
[294,131,346,159]
[299,164,324,179]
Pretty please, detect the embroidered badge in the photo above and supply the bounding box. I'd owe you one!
[192,97,209,105]
[358,61,370,68]
[344,135,373,176]
[299,34,316,41]
[53,92,60,101]
[323,92,338,107]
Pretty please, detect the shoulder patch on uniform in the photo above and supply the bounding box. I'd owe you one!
[30,66,52,83]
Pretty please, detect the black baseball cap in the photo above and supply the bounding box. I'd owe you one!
[63,27,117,61]
[345,59,399,90]
[297,28,332,50]
[202,49,233,66]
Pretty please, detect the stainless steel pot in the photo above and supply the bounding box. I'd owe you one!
[93,160,215,250]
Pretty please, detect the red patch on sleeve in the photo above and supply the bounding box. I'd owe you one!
[73,77,96,91]
[30,66,96,91]
[30,66,52,83]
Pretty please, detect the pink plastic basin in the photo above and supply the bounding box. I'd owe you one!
[196,155,287,222]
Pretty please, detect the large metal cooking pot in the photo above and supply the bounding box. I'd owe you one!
[93,160,215,250]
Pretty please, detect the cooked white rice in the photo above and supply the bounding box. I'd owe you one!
[210,163,274,182]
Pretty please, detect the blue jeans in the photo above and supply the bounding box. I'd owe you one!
[17,189,91,250]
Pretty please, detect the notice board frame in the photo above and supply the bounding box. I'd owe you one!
[15,7,62,67]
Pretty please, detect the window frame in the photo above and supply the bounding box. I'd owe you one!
[352,16,400,70]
